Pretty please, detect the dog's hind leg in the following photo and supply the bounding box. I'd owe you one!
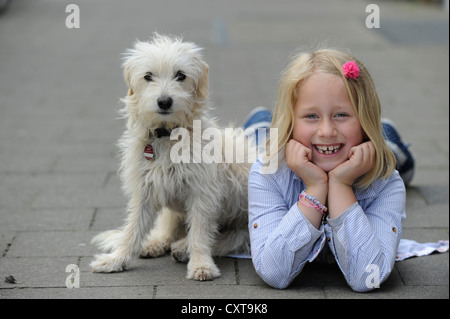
[140,207,184,258]
[213,227,250,257]
[170,236,189,263]
[90,194,156,272]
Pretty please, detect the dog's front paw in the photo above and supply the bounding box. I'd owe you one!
[139,239,169,258]
[187,260,220,281]
[90,253,128,273]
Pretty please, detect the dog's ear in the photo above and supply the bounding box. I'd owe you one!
[196,60,209,101]
[121,53,139,129]
[123,63,134,96]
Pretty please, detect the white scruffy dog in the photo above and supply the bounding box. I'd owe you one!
[90,34,251,281]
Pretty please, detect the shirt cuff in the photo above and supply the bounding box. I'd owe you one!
[279,202,323,252]
[326,201,359,229]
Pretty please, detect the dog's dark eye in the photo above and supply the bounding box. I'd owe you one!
[144,72,153,81]
[175,71,186,82]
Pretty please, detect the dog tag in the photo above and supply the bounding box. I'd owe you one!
[144,144,154,160]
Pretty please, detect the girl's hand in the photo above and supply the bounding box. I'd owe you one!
[286,139,328,191]
[286,139,327,229]
[329,141,376,187]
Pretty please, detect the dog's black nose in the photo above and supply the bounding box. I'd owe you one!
[157,96,173,110]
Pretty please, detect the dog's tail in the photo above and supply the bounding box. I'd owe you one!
[91,230,123,253]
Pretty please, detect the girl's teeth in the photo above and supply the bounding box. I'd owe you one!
[316,145,341,154]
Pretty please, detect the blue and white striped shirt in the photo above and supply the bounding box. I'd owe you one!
[248,158,406,292]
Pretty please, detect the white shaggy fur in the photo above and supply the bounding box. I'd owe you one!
[90,34,251,281]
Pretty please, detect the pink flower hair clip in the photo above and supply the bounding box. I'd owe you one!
[343,61,360,79]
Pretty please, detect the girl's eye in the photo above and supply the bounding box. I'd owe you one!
[335,112,348,118]
[144,72,153,81]
[305,114,318,119]
[175,71,186,82]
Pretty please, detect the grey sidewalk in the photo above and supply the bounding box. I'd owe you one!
[0,0,448,299]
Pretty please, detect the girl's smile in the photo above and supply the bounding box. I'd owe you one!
[313,143,344,155]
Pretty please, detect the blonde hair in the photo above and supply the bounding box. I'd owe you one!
[271,48,396,189]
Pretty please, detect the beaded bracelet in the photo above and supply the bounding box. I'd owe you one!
[299,191,328,215]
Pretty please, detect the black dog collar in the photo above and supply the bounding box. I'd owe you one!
[153,127,171,138]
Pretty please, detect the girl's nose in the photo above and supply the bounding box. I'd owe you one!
[318,119,337,137]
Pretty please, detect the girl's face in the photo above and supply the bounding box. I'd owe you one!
[292,72,364,172]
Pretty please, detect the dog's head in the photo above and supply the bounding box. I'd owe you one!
[121,33,209,137]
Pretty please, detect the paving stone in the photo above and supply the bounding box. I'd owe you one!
[6,231,97,258]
